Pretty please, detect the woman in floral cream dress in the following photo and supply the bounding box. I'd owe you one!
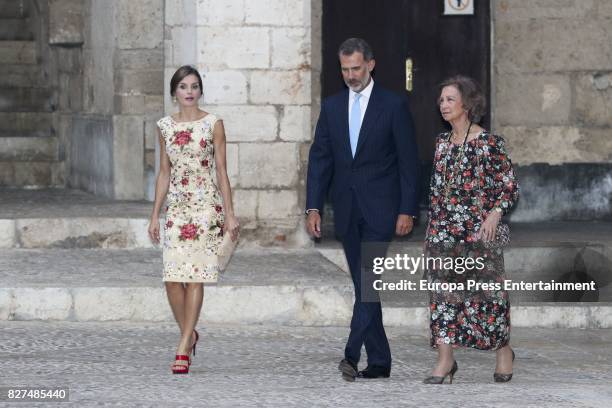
[423,76,519,384]
[148,65,239,374]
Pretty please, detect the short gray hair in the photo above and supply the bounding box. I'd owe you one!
[338,38,374,61]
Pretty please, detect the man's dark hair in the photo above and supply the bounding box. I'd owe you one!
[338,38,374,61]
[170,65,203,97]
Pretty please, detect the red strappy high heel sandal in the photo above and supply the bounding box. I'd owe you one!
[171,355,190,374]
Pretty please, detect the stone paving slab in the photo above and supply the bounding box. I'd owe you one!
[0,322,610,407]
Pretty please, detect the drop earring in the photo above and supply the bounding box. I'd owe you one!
[172,97,177,104]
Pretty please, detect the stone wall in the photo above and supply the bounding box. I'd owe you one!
[493,0,612,221]
[68,0,164,200]
[164,0,314,244]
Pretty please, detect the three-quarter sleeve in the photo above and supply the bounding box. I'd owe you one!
[481,135,519,215]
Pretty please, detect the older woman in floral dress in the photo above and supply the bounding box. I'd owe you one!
[423,75,519,384]
[148,65,239,374]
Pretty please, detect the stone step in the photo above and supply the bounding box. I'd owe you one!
[0,112,53,137]
[0,64,46,87]
[0,136,58,161]
[0,248,610,328]
[0,160,63,187]
[0,0,30,18]
[0,40,36,64]
[0,86,56,112]
[0,18,34,40]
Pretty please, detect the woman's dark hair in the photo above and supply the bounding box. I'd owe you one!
[170,65,203,97]
[439,75,486,123]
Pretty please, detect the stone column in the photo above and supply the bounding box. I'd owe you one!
[165,0,313,244]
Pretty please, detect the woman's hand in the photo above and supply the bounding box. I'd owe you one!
[224,214,240,242]
[148,217,160,244]
[477,210,501,242]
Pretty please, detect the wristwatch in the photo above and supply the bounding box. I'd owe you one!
[305,209,319,215]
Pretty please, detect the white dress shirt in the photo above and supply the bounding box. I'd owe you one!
[348,78,374,126]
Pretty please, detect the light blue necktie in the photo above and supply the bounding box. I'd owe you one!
[349,93,362,157]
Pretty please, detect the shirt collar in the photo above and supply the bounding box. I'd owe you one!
[349,78,374,100]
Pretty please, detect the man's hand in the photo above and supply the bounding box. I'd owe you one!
[306,211,322,238]
[395,214,414,236]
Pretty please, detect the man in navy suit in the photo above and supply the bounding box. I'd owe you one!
[305,38,419,381]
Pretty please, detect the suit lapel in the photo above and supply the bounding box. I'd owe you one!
[354,84,383,160]
[338,90,352,161]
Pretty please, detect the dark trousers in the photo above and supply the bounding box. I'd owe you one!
[341,195,392,369]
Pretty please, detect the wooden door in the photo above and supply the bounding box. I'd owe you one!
[322,0,490,165]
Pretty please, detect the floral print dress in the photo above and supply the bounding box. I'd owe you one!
[425,131,519,350]
[157,114,225,283]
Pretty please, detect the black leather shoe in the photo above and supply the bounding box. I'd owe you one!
[358,365,391,379]
[338,359,358,382]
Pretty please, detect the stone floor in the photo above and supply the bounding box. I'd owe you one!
[0,322,611,407]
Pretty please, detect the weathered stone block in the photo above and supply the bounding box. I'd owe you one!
[250,70,310,105]
[209,105,278,142]
[258,190,299,219]
[599,0,612,17]
[114,94,146,115]
[225,142,239,187]
[0,113,53,136]
[0,41,36,64]
[495,19,612,73]
[117,0,163,49]
[73,288,170,321]
[0,220,16,248]
[204,286,301,324]
[115,49,164,70]
[145,118,160,149]
[49,0,84,45]
[245,0,308,26]
[198,26,269,69]
[495,74,571,126]
[0,289,11,320]
[271,27,310,69]
[165,0,197,26]
[0,137,58,161]
[144,95,164,113]
[113,115,145,199]
[280,105,311,141]
[574,73,612,127]
[57,47,82,73]
[12,288,72,320]
[238,143,298,188]
[169,27,198,66]
[0,162,14,185]
[499,126,612,165]
[494,0,596,21]
[201,70,248,104]
[16,218,127,248]
[232,189,258,220]
[196,0,245,25]
[12,162,59,187]
[116,69,164,95]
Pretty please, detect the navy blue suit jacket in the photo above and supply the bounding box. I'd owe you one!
[306,83,420,237]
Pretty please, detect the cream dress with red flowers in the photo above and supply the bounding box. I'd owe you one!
[156,113,225,283]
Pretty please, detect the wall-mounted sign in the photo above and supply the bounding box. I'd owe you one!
[444,0,474,15]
